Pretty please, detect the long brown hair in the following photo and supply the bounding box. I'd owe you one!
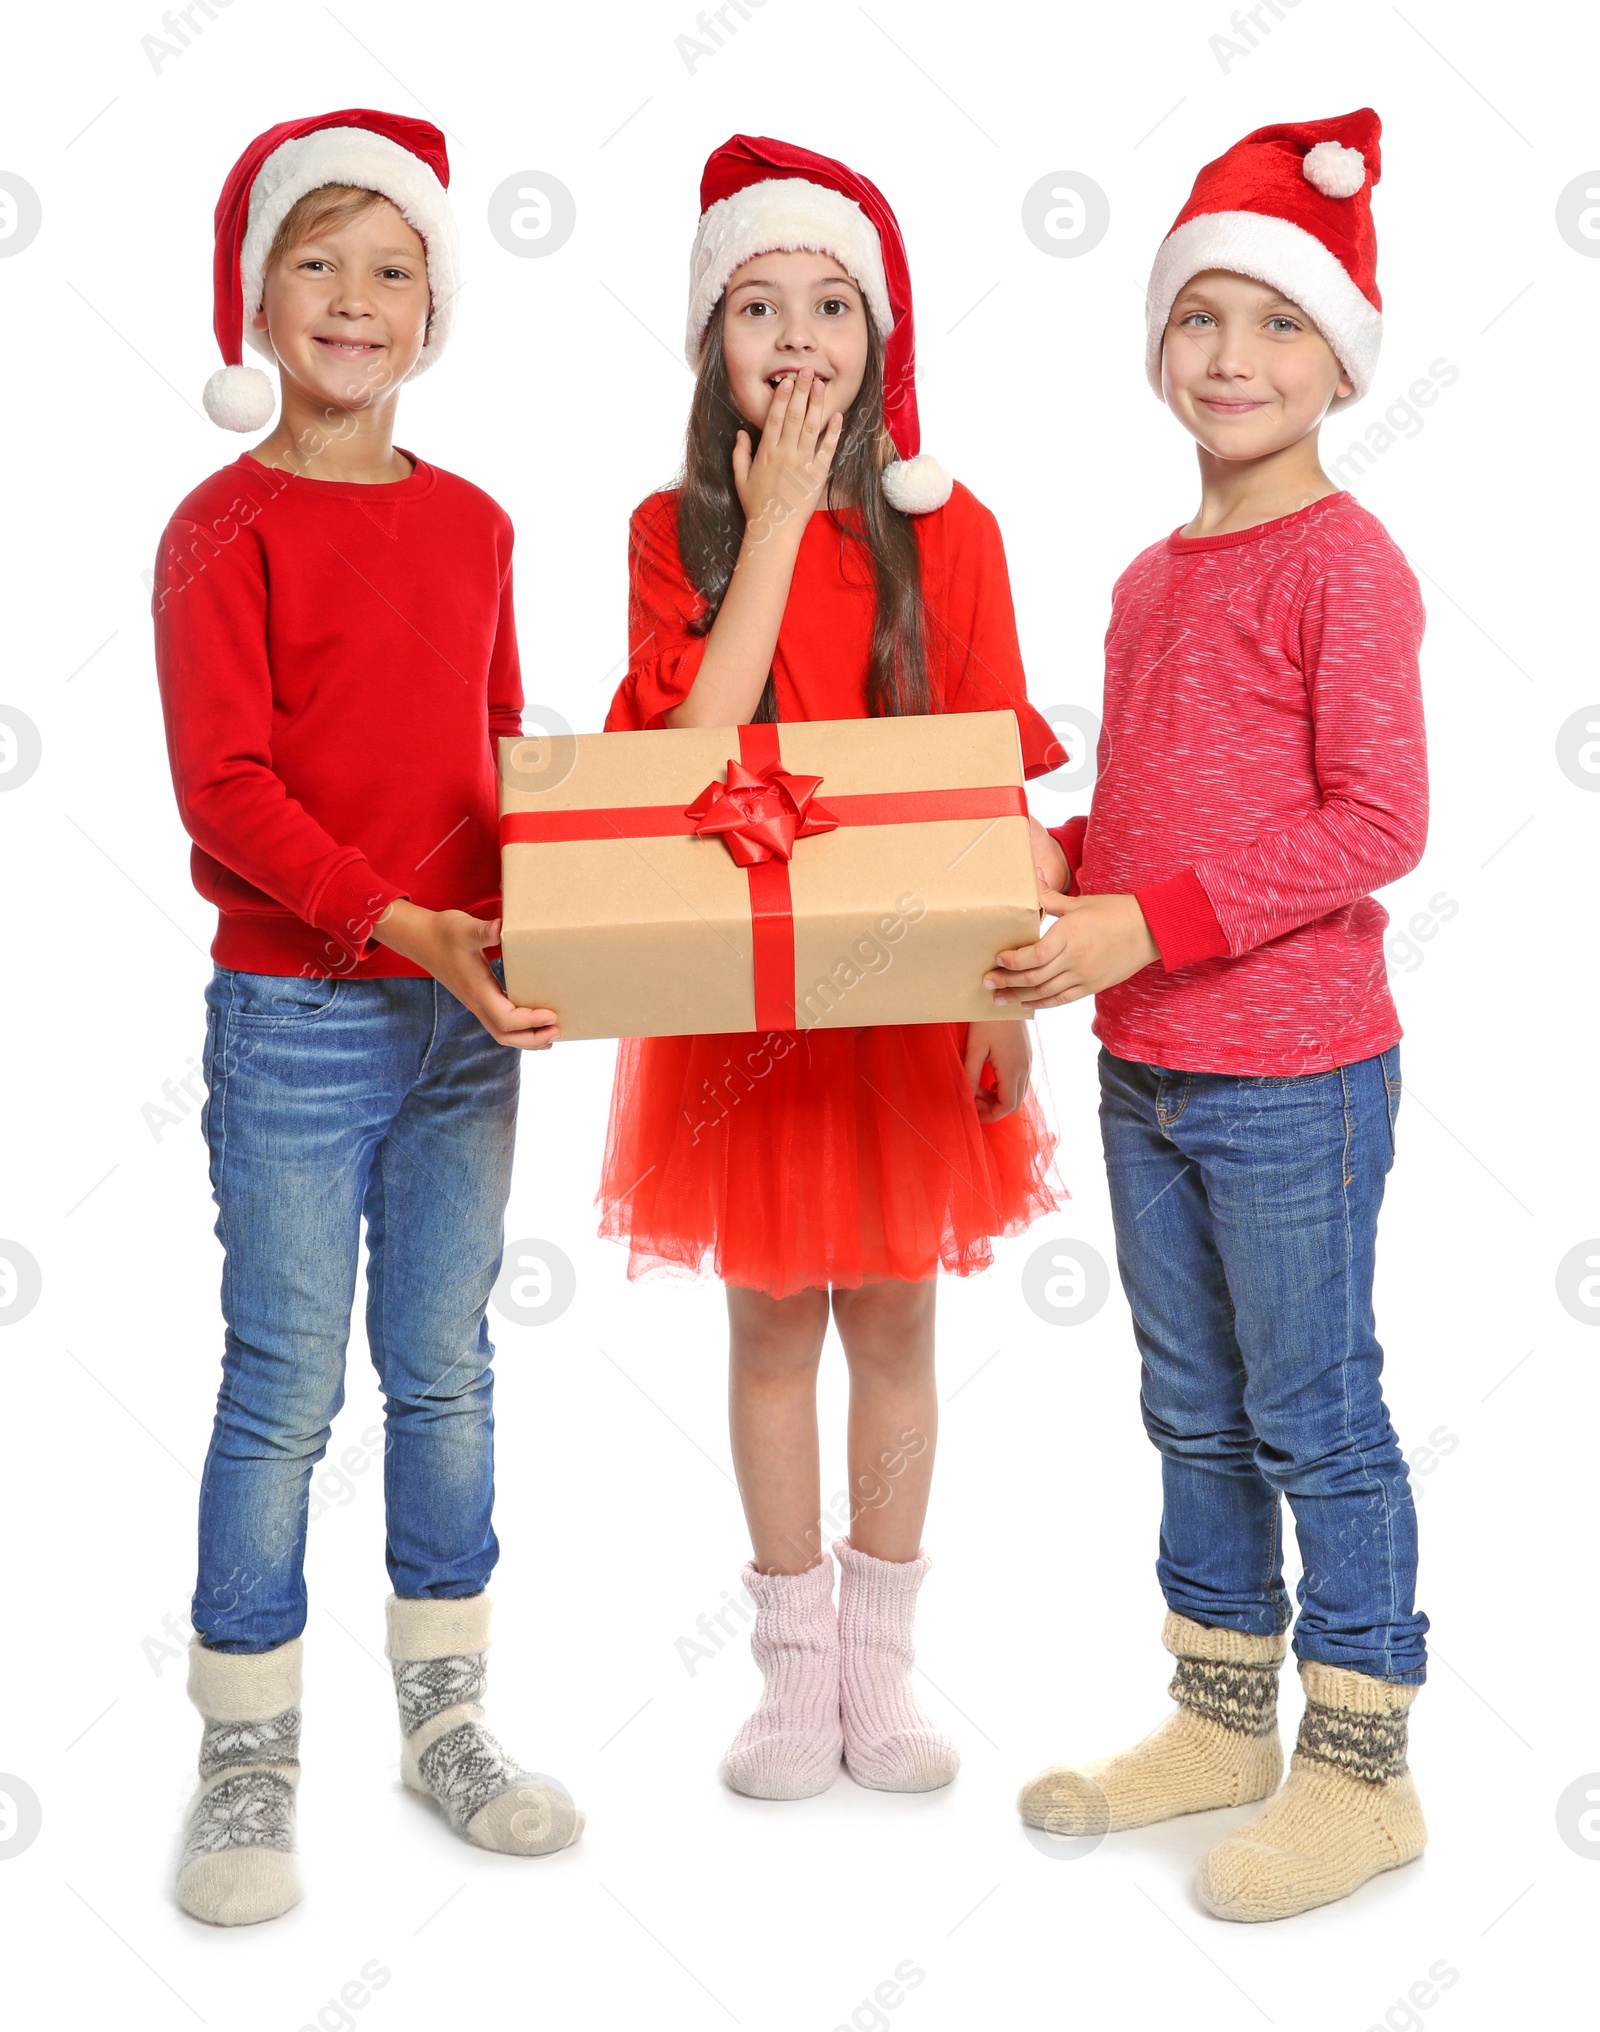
[675,297,929,722]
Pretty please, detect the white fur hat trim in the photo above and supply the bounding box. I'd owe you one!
[686,177,892,366]
[203,363,278,431]
[1145,209,1381,409]
[238,125,461,380]
[1303,140,1367,200]
[881,453,953,515]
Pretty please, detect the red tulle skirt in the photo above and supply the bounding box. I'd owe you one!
[597,1022,1064,1298]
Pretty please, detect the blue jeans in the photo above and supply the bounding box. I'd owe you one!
[1098,1044,1427,1683]
[193,965,519,1652]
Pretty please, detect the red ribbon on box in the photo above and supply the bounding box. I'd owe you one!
[501,723,1026,1030]
[683,753,839,865]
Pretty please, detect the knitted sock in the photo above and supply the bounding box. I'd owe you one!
[1018,1613,1287,1835]
[833,1537,959,1793]
[176,1636,303,1926]
[721,1552,843,1800]
[1197,1661,1425,1921]
[385,1593,583,1856]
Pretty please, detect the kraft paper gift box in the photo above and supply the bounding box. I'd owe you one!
[497,709,1041,1042]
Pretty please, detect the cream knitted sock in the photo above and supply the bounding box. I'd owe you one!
[721,1551,843,1800]
[175,1635,303,1926]
[385,1593,583,1856]
[1018,1613,1287,1835]
[1197,1660,1425,1921]
[833,1538,959,1793]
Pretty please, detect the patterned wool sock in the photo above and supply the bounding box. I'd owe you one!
[1197,1660,1425,1921]
[385,1592,583,1856]
[721,1551,844,1800]
[1018,1613,1287,1835]
[833,1538,959,1793]
[176,1635,304,1926]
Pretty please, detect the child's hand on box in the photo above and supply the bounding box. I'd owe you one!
[964,1019,1032,1123]
[373,902,560,1049]
[986,892,1159,1010]
[1028,816,1069,898]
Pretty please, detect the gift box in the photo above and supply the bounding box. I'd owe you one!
[497,710,1040,1041]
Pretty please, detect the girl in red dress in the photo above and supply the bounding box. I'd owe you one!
[598,135,1067,1800]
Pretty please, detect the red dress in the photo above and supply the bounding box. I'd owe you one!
[597,480,1067,1297]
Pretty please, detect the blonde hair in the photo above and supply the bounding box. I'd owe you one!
[264,184,391,275]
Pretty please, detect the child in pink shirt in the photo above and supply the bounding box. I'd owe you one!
[994,110,1430,1923]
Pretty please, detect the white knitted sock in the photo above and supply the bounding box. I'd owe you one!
[1018,1614,1287,1835]
[834,1538,959,1793]
[385,1593,583,1856]
[1197,1661,1426,1921]
[176,1636,303,1926]
[721,1552,844,1800]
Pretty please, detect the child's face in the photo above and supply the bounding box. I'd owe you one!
[720,249,870,434]
[252,195,430,413]
[1160,269,1354,460]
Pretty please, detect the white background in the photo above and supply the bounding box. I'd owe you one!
[1,1,1594,2026]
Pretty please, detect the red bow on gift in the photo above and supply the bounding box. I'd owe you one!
[685,757,840,867]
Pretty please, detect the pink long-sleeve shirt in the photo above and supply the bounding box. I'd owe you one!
[1050,491,1427,1075]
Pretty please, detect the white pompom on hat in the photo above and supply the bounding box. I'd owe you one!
[689,134,952,514]
[1145,108,1384,410]
[204,107,460,431]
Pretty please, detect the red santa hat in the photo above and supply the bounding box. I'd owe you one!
[203,107,460,431]
[1145,108,1382,410]
[687,134,951,515]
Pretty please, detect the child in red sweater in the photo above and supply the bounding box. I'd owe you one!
[153,110,580,1925]
[997,112,1430,1921]
[599,136,1064,1801]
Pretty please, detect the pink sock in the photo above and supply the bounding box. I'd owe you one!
[721,1551,843,1800]
[834,1537,960,1792]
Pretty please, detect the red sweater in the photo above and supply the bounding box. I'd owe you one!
[152,451,521,978]
[605,481,1068,779]
[1050,492,1427,1075]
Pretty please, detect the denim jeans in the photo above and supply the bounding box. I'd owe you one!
[1098,1044,1427,1683]
[193,965,519,1652]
